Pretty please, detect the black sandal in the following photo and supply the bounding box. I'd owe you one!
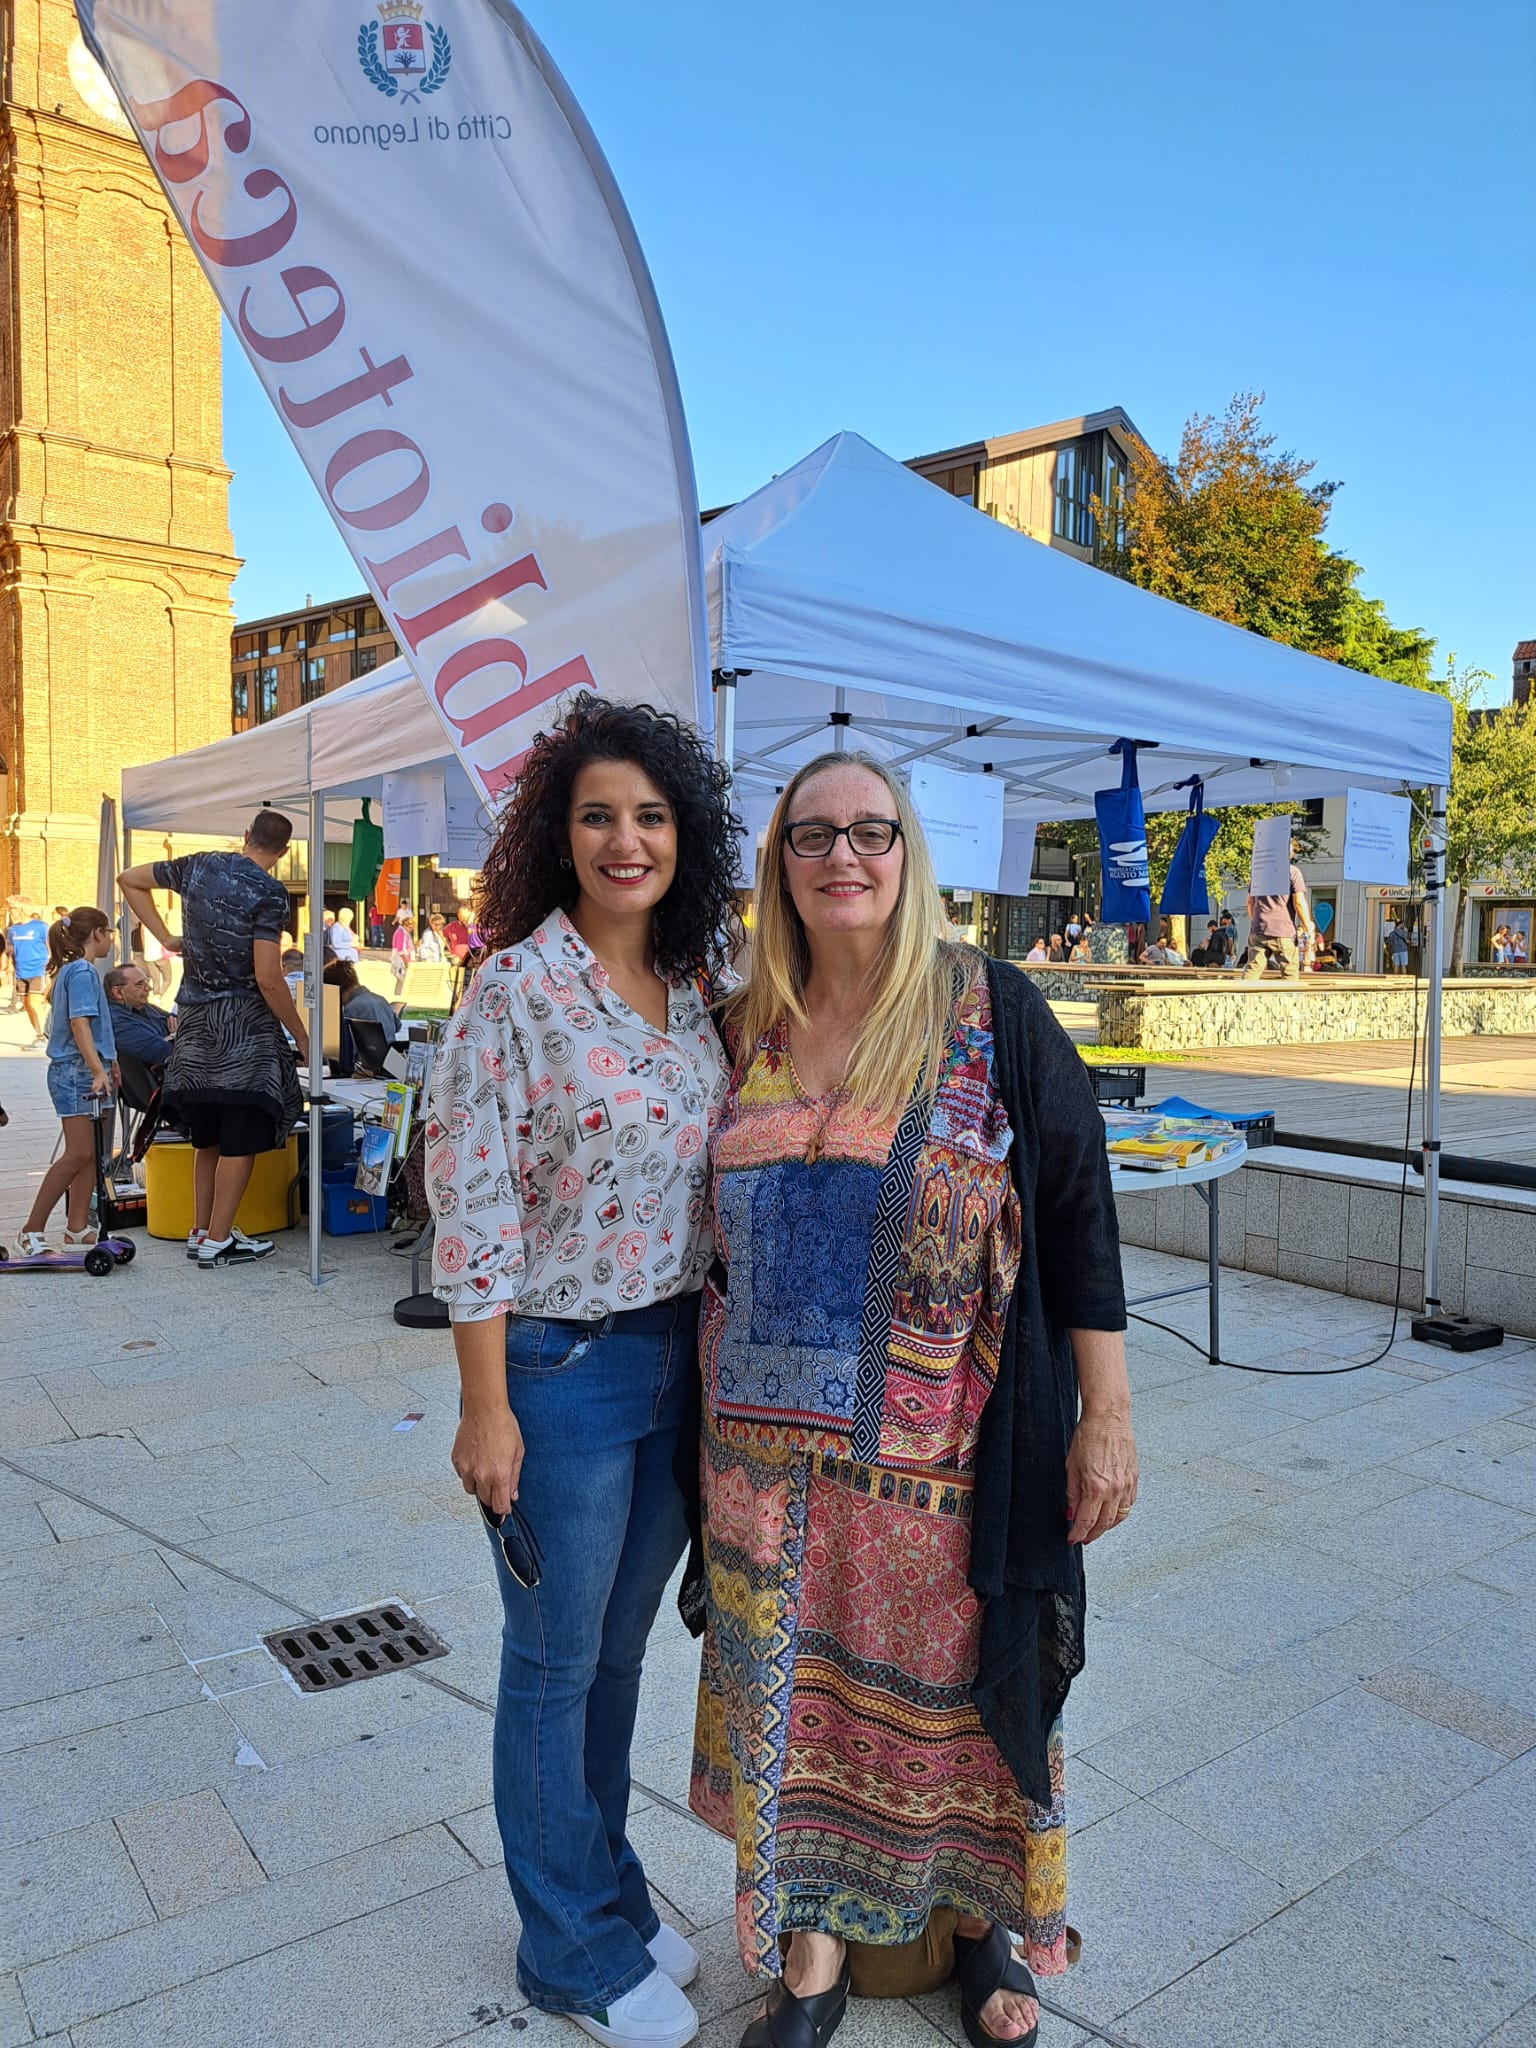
[951,1923,1040,2048]
[738,1957,850,2048]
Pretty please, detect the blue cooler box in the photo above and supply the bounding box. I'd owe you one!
[320,1169,389,1235]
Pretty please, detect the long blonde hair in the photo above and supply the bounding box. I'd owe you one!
[734,752,977,1115]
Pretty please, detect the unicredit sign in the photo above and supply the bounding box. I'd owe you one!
[78,0,709,802]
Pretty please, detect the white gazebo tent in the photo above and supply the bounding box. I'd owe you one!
[123,430,1455,1309]
[698,433,1455,1317]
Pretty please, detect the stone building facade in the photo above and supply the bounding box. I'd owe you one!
[1,0,238,908]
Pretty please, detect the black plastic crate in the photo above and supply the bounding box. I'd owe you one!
[1091,1065,1145,1107]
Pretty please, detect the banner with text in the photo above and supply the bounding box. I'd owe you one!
[79,0,710,803]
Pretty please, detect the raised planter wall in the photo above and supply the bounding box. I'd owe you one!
[1114,1152,1536,1337]
[1086,977,1536,1051]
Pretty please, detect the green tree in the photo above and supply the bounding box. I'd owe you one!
[1035,391,1434,919]
[1434,659,1536,974]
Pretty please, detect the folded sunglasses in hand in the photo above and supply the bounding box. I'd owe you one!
[478,1496,544,1589]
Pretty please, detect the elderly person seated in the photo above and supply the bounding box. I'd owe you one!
[326,905,360,962]
[1143,921,1189,967]
[103,963,175,1071]
[322,960,401,1075]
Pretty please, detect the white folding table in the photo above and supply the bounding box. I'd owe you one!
[1108,1146,1248,1363]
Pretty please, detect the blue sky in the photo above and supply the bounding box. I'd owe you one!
[224,0,1533,695]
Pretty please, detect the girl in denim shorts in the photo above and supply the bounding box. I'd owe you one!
[17,907,117,1254]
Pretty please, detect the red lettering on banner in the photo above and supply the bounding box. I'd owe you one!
[396,553,547,655]
[324,429,431,531]
[434,639,529,744]
[476,659,597,796]
[189,170,298,267]
[238,267,346,363]
[280,348,414,429]
[479,749,531,800]
[127,78,250,183]
[120,62,599,801]
[364,525,470,601]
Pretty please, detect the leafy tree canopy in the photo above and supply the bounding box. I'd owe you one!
[1042,391,1437,909]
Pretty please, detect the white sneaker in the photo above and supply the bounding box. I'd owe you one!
[186,1228,207,1260]
[197,1228,276,1268]
[571,1967,698,2048]
[647,1923,700,1990]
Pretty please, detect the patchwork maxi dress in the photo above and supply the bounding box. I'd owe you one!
[689,976,1069,1978]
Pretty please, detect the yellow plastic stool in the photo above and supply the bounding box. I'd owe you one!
[145,1136,299,1241]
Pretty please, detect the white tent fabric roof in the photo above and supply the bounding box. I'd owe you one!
[121,660,481,840]
[123,428,1452,841]
[704,432,1452,816]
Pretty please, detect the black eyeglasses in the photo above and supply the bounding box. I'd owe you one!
[478,1497,544,1589]
[784,819,903,858]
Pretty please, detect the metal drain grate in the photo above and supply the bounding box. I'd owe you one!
[262,1603,450,1694]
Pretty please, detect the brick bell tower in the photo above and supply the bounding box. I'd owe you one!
[1,0,239,906]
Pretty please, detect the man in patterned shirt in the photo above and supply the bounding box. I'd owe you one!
[120,809,309,1266]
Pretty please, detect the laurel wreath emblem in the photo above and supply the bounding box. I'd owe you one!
[357,21,451,98]
[356,24,397,96]
[421,22,452,93]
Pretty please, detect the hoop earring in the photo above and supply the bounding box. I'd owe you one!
[559,856,572,869]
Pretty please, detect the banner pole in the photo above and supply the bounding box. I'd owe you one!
[307,792,326,1288]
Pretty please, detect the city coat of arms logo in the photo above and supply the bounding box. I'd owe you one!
[359,0,451,102]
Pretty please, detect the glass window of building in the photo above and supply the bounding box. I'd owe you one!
[352,645,379,680]
[302,656,326,702]
[256,666,279,722]
[232,675,250,730]
[1053,439,1098,548]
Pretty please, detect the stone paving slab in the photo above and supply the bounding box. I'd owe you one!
[3,1032,1534,2046]
[1123,1852,1536,2048]
[113,1790,267,1917]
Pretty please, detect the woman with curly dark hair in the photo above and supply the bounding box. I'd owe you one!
[426,694,741,2048]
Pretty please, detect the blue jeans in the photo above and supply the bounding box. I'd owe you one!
[487,1293,698,2016]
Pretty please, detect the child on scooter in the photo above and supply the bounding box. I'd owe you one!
[17,907,118,1255]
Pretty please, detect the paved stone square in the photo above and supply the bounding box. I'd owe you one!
[3,1020,1534,2048]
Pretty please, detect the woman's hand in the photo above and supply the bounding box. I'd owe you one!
[88,1065,111,1097]
[452,1402,526,1518]
[1065,1407,1139,1544]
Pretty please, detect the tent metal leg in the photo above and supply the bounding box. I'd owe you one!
[1421,785,1447,1313]
[307,793,326,1288]
[713,668,738,769]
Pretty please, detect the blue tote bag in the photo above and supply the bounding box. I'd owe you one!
[1095,740,1151,925]
[1158,780,1222,919]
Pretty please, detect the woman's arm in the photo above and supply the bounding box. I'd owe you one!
[1065,1328,1138,1545]
[69,1013,111,1091]
[450,1319,525,1516]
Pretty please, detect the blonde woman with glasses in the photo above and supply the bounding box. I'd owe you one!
[686,755,1137,2048]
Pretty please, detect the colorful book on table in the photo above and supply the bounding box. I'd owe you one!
[1101,1108,1246,1170]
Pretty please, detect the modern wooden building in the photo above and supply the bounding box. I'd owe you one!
[229,407,1146,732]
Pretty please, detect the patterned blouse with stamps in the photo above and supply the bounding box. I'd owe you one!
[425,910,729,1324]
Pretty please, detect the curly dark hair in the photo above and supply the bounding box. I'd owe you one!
[475,693,743,981]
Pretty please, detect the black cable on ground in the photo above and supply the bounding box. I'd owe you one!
[1129,933,1426,1378]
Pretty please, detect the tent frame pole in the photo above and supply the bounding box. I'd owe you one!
[713,669,738,769]
[1421,785,1447,1313]
[118,825,134,965]
[307,792,326,1288]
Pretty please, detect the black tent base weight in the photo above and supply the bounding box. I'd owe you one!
[1410,1314,1504,1352]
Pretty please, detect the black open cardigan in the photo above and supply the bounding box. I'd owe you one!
[676,955,1127,1809]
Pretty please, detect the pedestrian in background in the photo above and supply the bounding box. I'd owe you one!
[391,906,417,990]
[1243,841,1314,981]
[5,898,51,1046]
